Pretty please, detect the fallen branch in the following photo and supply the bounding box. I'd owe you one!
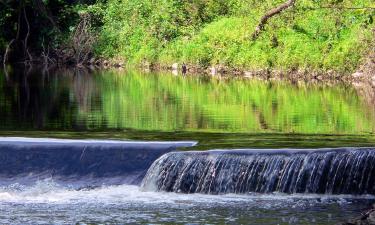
[252,0,296,40]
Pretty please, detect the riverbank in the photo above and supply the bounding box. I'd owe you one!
[77,48,374,85]
[1,0,374,82]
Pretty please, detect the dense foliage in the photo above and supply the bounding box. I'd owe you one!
[95,0,375,72]
[0,0,374,72]
[0,0,84,60]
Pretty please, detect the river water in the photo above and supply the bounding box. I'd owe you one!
[0,66,375,224]
[0,181,373,224]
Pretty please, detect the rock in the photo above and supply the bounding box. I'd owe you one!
[367,211,375,224]
[210,66,217,76]
[352,72,364,79]
[95,59,102,65]
[217,64,227,74]
[339,207,375,225]
[89,58,96,64]
[117,61,124,67]
[172,63,179,71]
[182,63,187,74]
[244,71,253,78]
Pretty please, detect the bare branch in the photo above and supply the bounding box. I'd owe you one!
[23,7,33,64]
[3,39,15,65]
[71,13,96,65]
[252,0,296,40]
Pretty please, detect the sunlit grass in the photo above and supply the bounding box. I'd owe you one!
[95,0,375,73]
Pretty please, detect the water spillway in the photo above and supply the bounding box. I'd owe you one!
[0,137,197,187]
[141,148,375,195]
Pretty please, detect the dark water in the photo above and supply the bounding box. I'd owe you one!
[1,66,375,224]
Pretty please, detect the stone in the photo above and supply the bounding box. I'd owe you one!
[352,72,364,79]
[181,63,187,74]
[367,210,375,224]
[172,63,179,71]
[89,58,96,64]
[210,66,217,76]
[244,71,253,78]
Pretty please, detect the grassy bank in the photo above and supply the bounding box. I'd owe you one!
[91,0,374,74]
[0,1,373,74]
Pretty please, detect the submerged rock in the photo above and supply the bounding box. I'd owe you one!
[339,205,375,225]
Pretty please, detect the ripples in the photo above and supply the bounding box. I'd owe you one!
[0,180,372,224]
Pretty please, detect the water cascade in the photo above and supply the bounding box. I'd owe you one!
[141,148,375,195]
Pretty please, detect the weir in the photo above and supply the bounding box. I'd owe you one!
[141,148,375,195]
[0,137,197,187]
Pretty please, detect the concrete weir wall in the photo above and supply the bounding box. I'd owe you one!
[0,137,197,187]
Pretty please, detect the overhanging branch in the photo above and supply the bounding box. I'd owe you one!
[252,0,296,40]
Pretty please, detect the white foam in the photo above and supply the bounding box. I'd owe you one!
[0,137,198,146]
[0,180,373,205]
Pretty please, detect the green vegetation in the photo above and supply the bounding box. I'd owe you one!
[0,0,374,73]
[95,0,375,72]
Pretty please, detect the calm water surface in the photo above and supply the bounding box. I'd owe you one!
[0,66,375,224]
[0,67,375,149]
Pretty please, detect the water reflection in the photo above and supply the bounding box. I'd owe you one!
[0,67,374,148]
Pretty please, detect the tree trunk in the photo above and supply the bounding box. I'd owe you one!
[252,0,296,40]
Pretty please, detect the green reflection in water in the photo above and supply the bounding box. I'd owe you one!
[0,68,374,149]
[95,70,374,134]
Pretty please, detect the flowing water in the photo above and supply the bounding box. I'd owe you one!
[142,148,375,195]
[1,66,375,224]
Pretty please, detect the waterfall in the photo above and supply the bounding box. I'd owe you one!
[141,148,375,195]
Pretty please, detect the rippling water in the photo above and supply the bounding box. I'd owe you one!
[0,180,372,225]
